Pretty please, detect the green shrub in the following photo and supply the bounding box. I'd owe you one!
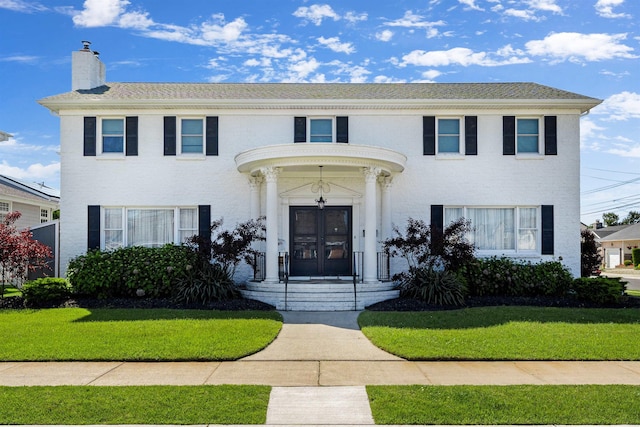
[22,278,70,306]
[633,248,640,267]
[461,257,573,297]
[174,259,239,304]
[397,266,467,306]
[624,259,633,266]
[571,276,627,304]
[67,245,199,298]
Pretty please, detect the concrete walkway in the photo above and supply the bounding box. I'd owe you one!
[2,310,640,426]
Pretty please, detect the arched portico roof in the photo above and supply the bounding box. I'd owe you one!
[235,143,407,175]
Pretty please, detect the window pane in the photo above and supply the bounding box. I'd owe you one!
[438,136,459,152]
[468,208,515,250]
[103,136,124,153]
[517,119,538,153]
[445,207,463,226]
[438,119,459,135]
[127,209,174,248]
[517,119,538,134]
[518,207,537,251]
[102,119,123,134]
[310,119,332,142]
[519,208,537,228]
[517,136,538,153]
[105,208,123,229]
[182,119,203,134]
[105,230,123,250]
[179,208,198,243]
[181,136,203,152]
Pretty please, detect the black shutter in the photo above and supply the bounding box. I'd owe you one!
[336,116,349,143]
[465,116,478,155]
[206,116,219,156]
[125,116,138,156]
[83,117,96,156]
[544,116,557,155]
[198,205,212,257]
[503,116,516,155]
[164,116,176,156]
[87,205,100,250]
[294,117,306,143]
[423,116,436,155]
[430,205,444,255]
[541,205,554,255]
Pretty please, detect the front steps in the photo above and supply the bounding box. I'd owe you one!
[240,279,399,311]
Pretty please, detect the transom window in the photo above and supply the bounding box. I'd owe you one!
[517,118,539,153]
[40,208,49,223]
[101,118,124,153]
[437,118,460,153]
[445,206,539,253]
[310,119,333,142]
[181,119,204,154]
[103,207,198,250]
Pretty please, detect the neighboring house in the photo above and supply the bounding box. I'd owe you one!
[599,224,640,267]
[38,43,601,308]
[0,174,60,229]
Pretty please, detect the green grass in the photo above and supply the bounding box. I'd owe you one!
[0,385,269,424]
[368,385,640,425]
[628,290,640,297]
[0,308,282,361]
[359,307,640,360]
[1,286,21,297]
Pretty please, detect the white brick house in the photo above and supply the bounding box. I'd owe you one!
[39,45,601,308]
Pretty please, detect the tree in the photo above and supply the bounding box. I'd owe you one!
[580,228,601,277]
[0,211,52,296]
[602,212,619,226]
[620,210,640,225]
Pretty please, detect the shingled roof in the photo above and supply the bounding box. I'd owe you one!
[39,82,601,112]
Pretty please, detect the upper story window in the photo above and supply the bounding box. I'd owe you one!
[0,201,9,222]
[294,116,348,143]
[516,118,539,153]
[101,118,124,153]
[40,208,49,223]
[437,118,461,153]
[181,119,205,154]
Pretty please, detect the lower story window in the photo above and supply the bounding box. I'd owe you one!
[445,206,538,253]
[104,207,197,250]
[0,201,9,222]
[40,208,50,223]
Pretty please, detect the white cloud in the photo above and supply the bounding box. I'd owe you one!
[458,0,484,11]
[525,32,637,62]
[595,91,640,120]
[595,0,630,18]
[606,145,640,158]
[287,58,321,81]
[117,10,153,29]
[317,37,355,54]
[504,8,539,21]
[526,0,562,13]
[373,75,407,83]
[422,69,443,80]
[292,4,339,26]
[200,14,247,43]
[580,117,605,149]
[0,55,39,63]
[0,161,60,182]
[0,0,47,13]
[344,11,367,23]
[72,0,128,27]
[383,10,445,29]
[400,46,531,67]
[376,30,394,42]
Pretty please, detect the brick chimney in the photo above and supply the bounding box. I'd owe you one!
[72,41,106,91]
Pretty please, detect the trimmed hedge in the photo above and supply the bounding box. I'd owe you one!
[67,245,199,298]
[22,278,71,307]
[632,248,640,267]
[571,276,627,304]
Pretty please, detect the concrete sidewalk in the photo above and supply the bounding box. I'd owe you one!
[2,310,640,426]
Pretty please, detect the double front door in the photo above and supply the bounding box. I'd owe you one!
[289,206,352,276]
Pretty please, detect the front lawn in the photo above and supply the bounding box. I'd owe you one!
[1,286,21,297]
[0,308,282,361]
[359,307,640,360]
[0,385,269,424]
[368,385,640,425]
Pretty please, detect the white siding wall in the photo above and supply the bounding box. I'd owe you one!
[59,108,582,277]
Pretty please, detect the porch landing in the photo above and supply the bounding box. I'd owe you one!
[240,279,399,311]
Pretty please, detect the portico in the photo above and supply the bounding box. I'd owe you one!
[235,143,407,286]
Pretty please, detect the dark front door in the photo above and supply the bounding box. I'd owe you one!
[290,206,352,276]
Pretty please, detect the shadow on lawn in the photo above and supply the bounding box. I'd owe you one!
[72,308,282,323]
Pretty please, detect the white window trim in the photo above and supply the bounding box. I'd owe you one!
[178,117,206,157]
[40,207,50,223]
[515,117,544,158]
[445,205,541,256]
[308,117,336,143]
[436,116,464,158]
[0,200,10,222]
[101,206,198,249]
[98,117,126,157]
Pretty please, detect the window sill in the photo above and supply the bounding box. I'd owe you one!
[476,251,541,258]
[97,154,125,160]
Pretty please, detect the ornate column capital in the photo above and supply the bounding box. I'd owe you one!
[362,166,381,183]
[260,166,282,183]
[249,176,263,189]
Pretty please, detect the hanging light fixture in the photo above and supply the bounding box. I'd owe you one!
[315,165,327,209]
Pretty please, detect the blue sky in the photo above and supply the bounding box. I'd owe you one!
[0,0,638,225]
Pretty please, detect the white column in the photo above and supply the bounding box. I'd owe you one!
[261,167,281,284]
[249,176,262,220]
[380,176,393,242]
[363,167,381,284]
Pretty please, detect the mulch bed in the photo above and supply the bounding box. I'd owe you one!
[1,294,639,311]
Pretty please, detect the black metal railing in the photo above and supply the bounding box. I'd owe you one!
[377,251,391,281]
[253,252,265,281]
